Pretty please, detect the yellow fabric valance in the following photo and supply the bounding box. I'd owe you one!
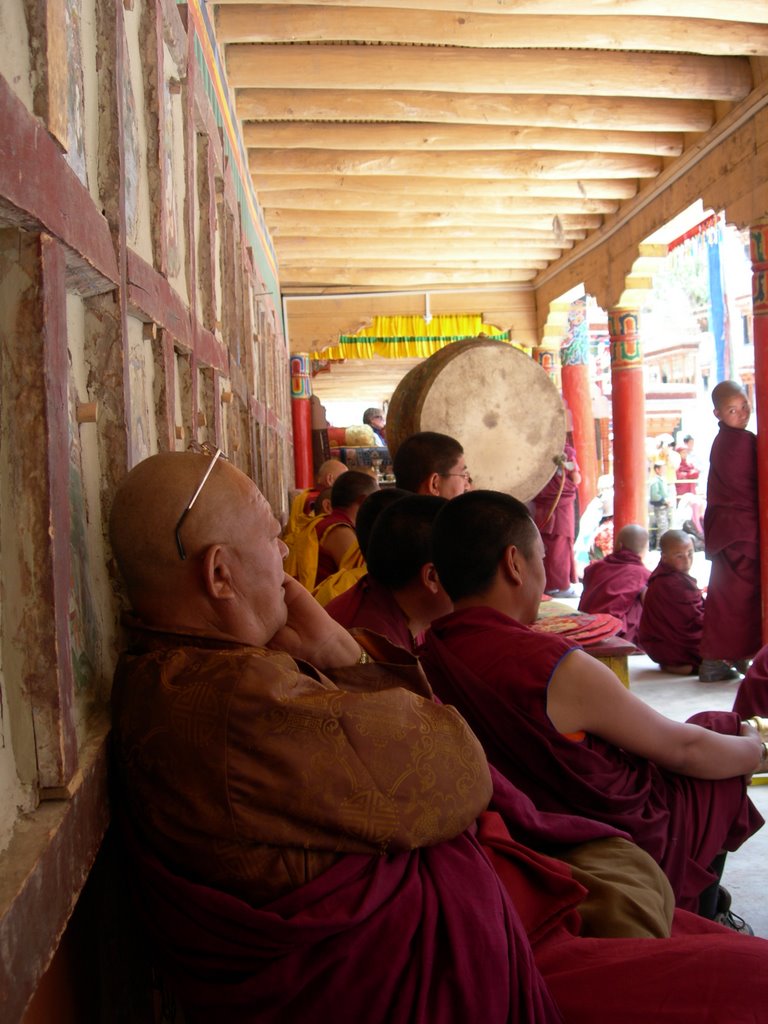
[317,314,521,360]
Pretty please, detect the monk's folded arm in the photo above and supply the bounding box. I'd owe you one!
[547,650,762,779]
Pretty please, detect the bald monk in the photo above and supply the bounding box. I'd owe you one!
[420,490,764,921]
[282,459,348,580]
[578,524,650,643]
[110,450,768,1023]
[637,530,721,676]
[326,495,452,654]
[700,381,761,680]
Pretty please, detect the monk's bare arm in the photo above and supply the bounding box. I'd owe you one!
[322,524,357,570]
[547,650,762,780]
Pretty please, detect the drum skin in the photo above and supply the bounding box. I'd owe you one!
[386,338,565,503]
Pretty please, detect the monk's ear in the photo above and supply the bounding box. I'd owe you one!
[201,544,236,600]
[424,472,442,496]
[420,562,441,594]
[501,544,524,586]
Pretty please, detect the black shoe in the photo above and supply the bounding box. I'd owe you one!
[713,909,755,935]
[699,659,741,682]
[733,659,751,674]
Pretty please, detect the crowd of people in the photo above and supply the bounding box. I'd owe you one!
[106,379,767,1023]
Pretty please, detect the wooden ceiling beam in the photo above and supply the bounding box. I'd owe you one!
[213,0,768,23]
[235,89,715,133]
[264,209,605,230]
[277,267,538,287]
[275,239,571,259]
[252,174,638,200]
[243,122,684,157]
[226,45,753,102]
[280,256,554,269]
[217,6,768,55]
[256,190,620,215]
[248,149,660,179]
[270,225,589,241]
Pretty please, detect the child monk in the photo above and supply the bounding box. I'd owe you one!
[578,524,650,643]
[638,530,721,676]
[700,380,761,681]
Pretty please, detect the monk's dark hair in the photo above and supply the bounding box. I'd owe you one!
[330,469,378,509]
[367,495,447,590]
[355,487,410,559]
[393,431,464,492]
[432,490,538,602]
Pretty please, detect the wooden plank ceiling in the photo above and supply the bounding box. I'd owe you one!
[213,1,768,296]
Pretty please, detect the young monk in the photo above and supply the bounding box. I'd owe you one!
[313,470,378,587]
[326,495,452,653]
[637,530,727,677]
[578,524,650,644]
[420,490,764,922]
[108,452,768,1022]
[700,380,761,680]
[393,430,471,498]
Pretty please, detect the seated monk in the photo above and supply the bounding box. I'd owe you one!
[637,530,728,677]
[313,469,378,588]
[419,489,765,924]
[109,452,768,1023]
[578,524,650,644]
[393,430,471,498]
[326,494,452,654]
[282,459,347,578]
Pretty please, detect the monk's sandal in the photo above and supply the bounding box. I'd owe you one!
[698,659,741,682]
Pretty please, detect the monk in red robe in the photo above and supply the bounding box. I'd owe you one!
[637,530,722,675]
[109,454,768,1023]
[326,494,451,654]
[421,489,764,919]
[532,443,581,596]
[700,381,761,678]
[733,644,768,719]
[578,524,650,643]
[313,469,377,586]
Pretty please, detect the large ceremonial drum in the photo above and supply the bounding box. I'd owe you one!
[386,337,566,502]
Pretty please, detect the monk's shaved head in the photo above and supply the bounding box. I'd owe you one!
[110,451,254,603]
[711,380,746,410]
[615,524,648,556]
[659,530,692,555]
[316,459,347,488]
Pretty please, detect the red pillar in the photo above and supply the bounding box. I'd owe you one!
[608,309,647,532]
[290,354,314,489]
[749,220,768,643]
[560,297,598,509]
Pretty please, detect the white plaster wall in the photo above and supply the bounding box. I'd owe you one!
[0,0,33,115]
[127,315,159,465]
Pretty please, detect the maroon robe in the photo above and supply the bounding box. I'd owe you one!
[421,606,763,910]
[578,550,650,643]
[733,644,768,719]
[701,422,761,660]
[638,562,704,667]
[532,444,579,592]
[325,574,417,653]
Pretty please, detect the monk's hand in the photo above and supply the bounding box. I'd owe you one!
[739,719,766,782]
[268,574,362,669]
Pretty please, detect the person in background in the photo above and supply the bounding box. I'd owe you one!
[579,524,650,644]
[531,444,581,597]
[314,470,378,588]
[363,407,387,447]
[648,462,671,550]
[700,380,761,681]
[282,460,348,581]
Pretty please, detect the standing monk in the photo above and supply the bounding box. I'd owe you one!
[532,444,581,597]
[700,381,761,680]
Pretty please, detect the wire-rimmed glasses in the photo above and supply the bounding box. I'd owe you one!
[175,442,230,560]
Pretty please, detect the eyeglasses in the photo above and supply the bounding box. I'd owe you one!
[440,469,471,480]
[175,442,229,560]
